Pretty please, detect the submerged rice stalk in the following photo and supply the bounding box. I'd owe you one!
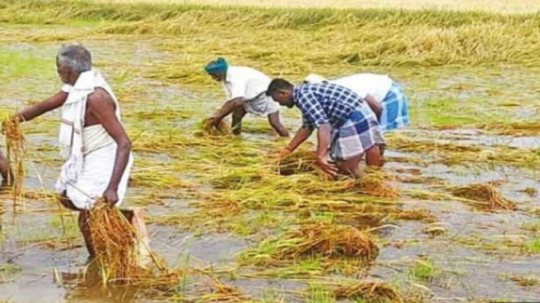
[334,281,404,303]
[448,183,516,211]
[3,116,26,205]
[275,223,379,260]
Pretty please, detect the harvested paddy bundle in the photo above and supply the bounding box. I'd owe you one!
[334,282,404,303]
[199,118,231,136]
[355,170,400,199]
[277,150,326,177]
[318,169,399,199]
[87,200,155,285]
[3,116,26,200]
[449,183,516,211]
[277,223,379,260]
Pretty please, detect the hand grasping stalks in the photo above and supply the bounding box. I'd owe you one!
[201,117,231,136]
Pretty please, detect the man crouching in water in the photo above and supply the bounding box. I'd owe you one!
[9,45,149,264]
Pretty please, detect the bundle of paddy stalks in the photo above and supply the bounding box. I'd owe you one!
[449,183,516,211]
[87,199,153,285]
[335,169,399,199]
[199,117,231,136]
[277,150,327,177]
[277,223,379,260]
[3,116,26,200]
[334,282,404,303]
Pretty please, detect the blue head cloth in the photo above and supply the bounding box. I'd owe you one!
[205,57,228,74]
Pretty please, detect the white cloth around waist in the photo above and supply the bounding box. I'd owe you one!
[83,124,115,155]
[241,93,280,116]
[58,142,134,210]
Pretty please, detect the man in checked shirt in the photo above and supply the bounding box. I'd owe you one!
[266,78,385,178]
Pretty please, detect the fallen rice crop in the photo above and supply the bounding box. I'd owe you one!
[3,115,26,203]
[277,149,325,177]
[448,183,517,211]
[334,281,404,303]
[257,223,379,261]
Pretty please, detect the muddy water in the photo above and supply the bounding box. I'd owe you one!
[2,27,540,303]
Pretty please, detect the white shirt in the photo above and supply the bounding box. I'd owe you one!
[332,73,393,102]
[221,66,279,116]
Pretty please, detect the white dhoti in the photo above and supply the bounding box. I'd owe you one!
[58,142,134,210]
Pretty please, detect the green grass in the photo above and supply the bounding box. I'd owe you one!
[0,49,52,80]
[50,214,79,238]
[523,237,540,254]
[410,259,439,282]
[305,283,336,303]
[0,263,22,282]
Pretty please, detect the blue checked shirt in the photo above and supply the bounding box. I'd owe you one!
[293,83,365,129]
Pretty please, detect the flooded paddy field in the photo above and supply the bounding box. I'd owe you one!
[1,1,540,302]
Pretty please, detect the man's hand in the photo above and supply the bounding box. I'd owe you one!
[209,114,221,126]
[103,187,119,205]
[316,156,338,177]
[279,147,292,159]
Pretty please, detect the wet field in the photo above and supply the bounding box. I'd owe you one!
[1,4,540,303]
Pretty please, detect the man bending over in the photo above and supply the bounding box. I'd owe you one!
[205,57,289,137]
[267,79,385,178]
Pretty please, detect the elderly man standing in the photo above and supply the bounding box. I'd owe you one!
[303,73,410,135]
[267,78,385,178]
[8,45,148,263]
[205,57,289,137]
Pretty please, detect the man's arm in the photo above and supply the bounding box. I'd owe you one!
[14,91,68,122]
[314,123,337,177]
[316,123,332,158]
[211,97,246,123]
[87,88,132,203]
[364,94,382,120]
[282,90,327,153]
[285,126,313,152]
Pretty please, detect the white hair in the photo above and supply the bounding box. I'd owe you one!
[56,45,92,73]
[303,73,328,84]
